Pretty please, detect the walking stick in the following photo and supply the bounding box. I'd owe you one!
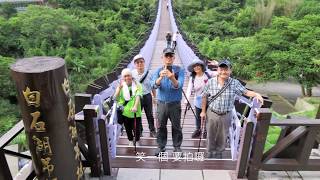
[197,117,206,152]
[182,90,204,152]
[134,113,137,152]
[181,90,198,122]
[182,102,191,129]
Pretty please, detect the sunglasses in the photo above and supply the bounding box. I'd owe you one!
[165,54,174,58]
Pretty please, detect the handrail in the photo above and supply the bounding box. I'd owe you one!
[270,118,320,126]
[0,120,36,180]
[86,0,161,99]
[0,120,24,149]
[167,0,205,71]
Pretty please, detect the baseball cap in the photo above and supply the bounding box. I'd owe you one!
[163,47,175,55]
[133,54,144,63]
[218,59,232,68]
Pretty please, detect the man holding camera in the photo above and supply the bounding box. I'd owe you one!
[151,47,185,155]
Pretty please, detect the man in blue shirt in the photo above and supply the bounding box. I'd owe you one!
[151,47,185,155]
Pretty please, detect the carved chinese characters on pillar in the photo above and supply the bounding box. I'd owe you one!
[68,99,75,121]
[30,111,46,132]
[23,87,40,107]
[11,57,85,179]
[62,78,83,180]
[22,87,57,179]
[32,136,52,155]
[41,157,54,177]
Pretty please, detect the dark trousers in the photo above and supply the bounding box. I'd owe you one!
[172,41,177,50]
[157,101,183,149]
[123,116,141,141]
[140,93,155,132]
[195,107,207,131]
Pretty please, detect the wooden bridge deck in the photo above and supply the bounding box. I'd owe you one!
[110,0,235,171]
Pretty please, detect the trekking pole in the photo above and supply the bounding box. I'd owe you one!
[181,90,204,152]
[134,113,137,152]
[197,117,206,152]
[181,90,198,121]
[182,102,191,129]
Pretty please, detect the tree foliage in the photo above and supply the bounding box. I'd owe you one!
[175,0,320,96]
[0,0,156,133]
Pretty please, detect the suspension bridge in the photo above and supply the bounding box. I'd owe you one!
[1,0,320,180]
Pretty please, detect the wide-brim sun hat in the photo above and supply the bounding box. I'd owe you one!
[187,59,206,73]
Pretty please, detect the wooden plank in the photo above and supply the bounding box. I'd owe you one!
[77,136,89,161]
[236,121,254,178]
[74,93,92,113]
[276,126,290,144]
[296,126,319,165]
[98,119,112,175]
[270,119,320,126]
[262,126,307,163]
[111,158,236,170]
[0,120,24,149]
[261,99,272,108]
[117,137,206,147]
[3,149,32,159]
[83,105,102,177]
[247,108,272,180]
[0,149,12,180]
[262,159,320,171]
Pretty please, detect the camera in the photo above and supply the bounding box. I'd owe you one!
[167,66,173,73]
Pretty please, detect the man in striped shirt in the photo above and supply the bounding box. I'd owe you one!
[200,59,264,158]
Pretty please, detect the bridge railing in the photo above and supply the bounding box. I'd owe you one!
[235,108,320,179]
[72,0,163,176]
[0,121,35,180]
[167,0,199,71]
[86,0,161,98]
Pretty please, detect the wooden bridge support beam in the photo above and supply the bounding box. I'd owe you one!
[236,120,254,178]
[0,149,12,180]
[98,119,112,175]
[247,108,272,180]
[83,105,102,177]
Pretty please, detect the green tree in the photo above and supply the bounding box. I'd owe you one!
[0,3,17,19]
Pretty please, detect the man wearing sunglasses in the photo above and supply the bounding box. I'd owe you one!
[151,47,185,156]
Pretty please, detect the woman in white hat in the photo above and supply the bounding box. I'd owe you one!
[114,68,143,146]
[185,59,217,138]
